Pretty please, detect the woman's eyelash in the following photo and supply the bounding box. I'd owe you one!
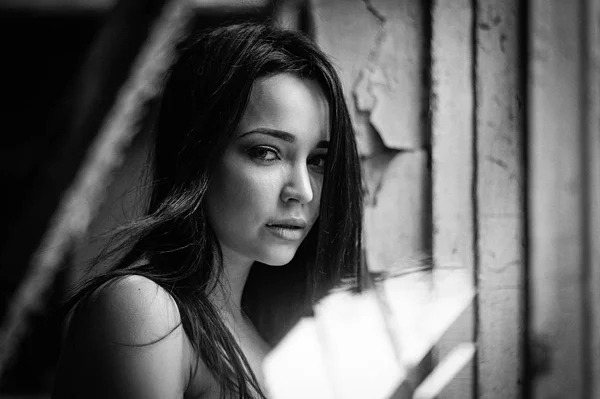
[308,154,327,170]
[247,146,327,170]
[247,146,280,163]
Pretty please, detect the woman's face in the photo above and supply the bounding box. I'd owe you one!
[204,73,330,267]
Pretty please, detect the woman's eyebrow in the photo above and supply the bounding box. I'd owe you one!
[239,128,330,149]
[239,128,296,142]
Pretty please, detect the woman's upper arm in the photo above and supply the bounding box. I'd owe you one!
[55,275,193,399]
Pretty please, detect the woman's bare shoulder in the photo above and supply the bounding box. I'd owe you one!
[53,275,198,399]
[72,274,182,345]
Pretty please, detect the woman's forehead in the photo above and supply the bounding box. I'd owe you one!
[237,73,330,142]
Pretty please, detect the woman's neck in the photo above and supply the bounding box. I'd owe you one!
[210,248,254,323]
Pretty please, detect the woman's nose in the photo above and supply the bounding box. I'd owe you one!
[281,164,314,204]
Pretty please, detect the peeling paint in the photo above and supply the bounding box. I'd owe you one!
[352,0,388,147]
[313,0,424,154]
[364,150,429,273]
[362,149,397,206]
[352,0,389,153]
[311,0,385,156]
[354,65,387,112]
[354,0,424,151]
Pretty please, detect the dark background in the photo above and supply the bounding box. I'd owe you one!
[0,5,106,394]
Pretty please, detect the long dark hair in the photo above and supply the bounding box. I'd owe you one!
[64,21,363,398]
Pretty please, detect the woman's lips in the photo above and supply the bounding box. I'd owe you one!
[267,218,308,229]
[266,224,305,241]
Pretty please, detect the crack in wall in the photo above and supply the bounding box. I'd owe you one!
[362,0,386,23]
[363,149,398,206]
[355,0,393,205]
[354,0,394,154]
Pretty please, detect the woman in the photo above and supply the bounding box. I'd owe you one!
[52,21,363,399]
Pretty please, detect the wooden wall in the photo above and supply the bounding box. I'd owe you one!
[311,0,524,397]
[310,0,599,397]
[474,1,524,398]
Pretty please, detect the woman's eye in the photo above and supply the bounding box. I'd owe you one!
[247,146,280,164]
[308,154,327,172]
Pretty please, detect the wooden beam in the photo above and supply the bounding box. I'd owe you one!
[527,0,598,397]
[474,1,524,398]
[585,1,600,396]
[430,0,475,397]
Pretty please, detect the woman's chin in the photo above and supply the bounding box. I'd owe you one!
[259,249,298,266]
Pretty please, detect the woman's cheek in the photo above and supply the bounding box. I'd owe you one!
[235,168,281,211]
[311,175,323,205]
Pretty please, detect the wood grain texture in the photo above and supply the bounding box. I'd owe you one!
[528,1,588,397]
[583,0,600,396]
[474,1,524,398]
[430,0,475,397]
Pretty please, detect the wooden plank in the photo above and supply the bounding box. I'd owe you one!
[311,0,425,155]
[582,0,600,396]
[528,1,589,397]
[586,2,600,397]
[474,1,524,398]
[430,0,475,397]
[363,150,430,273]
